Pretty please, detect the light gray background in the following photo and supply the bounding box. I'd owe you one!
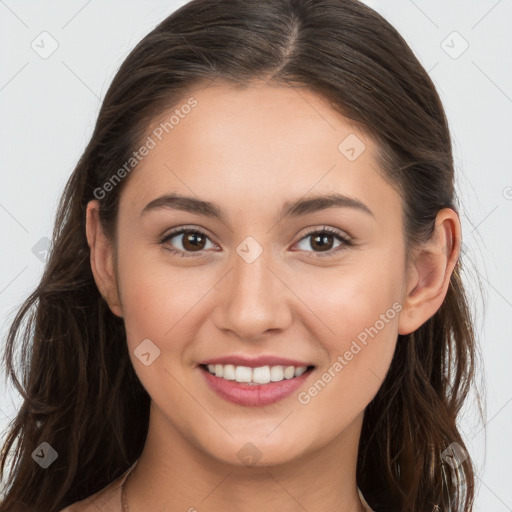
[1,0,511,509]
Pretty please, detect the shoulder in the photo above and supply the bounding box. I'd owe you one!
[58,461,138,512]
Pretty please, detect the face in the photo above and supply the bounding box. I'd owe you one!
[93,82,414,467]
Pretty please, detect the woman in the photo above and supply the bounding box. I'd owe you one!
[0,0,480,511]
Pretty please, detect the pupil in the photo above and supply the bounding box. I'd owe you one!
[184,232,205,251]
[312,234,332,251]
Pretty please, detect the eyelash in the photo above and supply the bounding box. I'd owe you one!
[159,226,353,259]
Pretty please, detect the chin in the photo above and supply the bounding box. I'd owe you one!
[204,435,310,469]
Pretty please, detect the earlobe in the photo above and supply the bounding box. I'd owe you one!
[398,208,461,335]
[85,200,123,318]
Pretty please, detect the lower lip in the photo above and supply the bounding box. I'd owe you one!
[199,365,314,406]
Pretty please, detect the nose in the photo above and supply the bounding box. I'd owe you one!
[212,243,293,341]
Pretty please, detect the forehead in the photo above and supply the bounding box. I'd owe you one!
[152,81,368,162]
[119,82,401,228]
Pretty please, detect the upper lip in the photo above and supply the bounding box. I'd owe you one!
[199,355,315,368]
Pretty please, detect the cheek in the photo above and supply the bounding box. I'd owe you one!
[115,241,202,349]
[298,255,404,395]
[303,258,403,339]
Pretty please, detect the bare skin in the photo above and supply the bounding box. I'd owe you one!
[86,81,460,512]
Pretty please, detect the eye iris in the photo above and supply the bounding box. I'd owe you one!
[311,233,333,252]
[182,231,206,251]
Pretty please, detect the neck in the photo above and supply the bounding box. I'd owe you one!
[124,404,367,512]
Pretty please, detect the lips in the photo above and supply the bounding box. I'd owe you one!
[196,354,316,406]
[199,364,315,406]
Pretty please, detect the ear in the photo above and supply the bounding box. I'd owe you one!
[398,208,461,335]
[85,200,123,318]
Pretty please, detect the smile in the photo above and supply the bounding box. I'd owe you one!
[204,363,312,384]
[199,364,315,406]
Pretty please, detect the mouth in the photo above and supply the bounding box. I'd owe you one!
[199,363,316,385]
[198,363,316,406]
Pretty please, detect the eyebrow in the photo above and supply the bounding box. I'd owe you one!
[140,192,374,222]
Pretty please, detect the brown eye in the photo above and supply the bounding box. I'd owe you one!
[161,228,215,257]
[181,231,207,251]
[309,232,335,252]
[295,227,352,256]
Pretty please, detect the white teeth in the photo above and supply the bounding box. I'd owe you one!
[284,366,295,379]
[294,366,306,377]
[253,366,271,384]
[223,364,236,380]
[270,366,284,381]
[235,366,252,383]
[205,364,310,384]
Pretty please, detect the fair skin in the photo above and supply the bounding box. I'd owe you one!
[86,82,460,512]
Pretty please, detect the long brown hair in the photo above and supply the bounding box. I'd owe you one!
[0,1,483,510]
